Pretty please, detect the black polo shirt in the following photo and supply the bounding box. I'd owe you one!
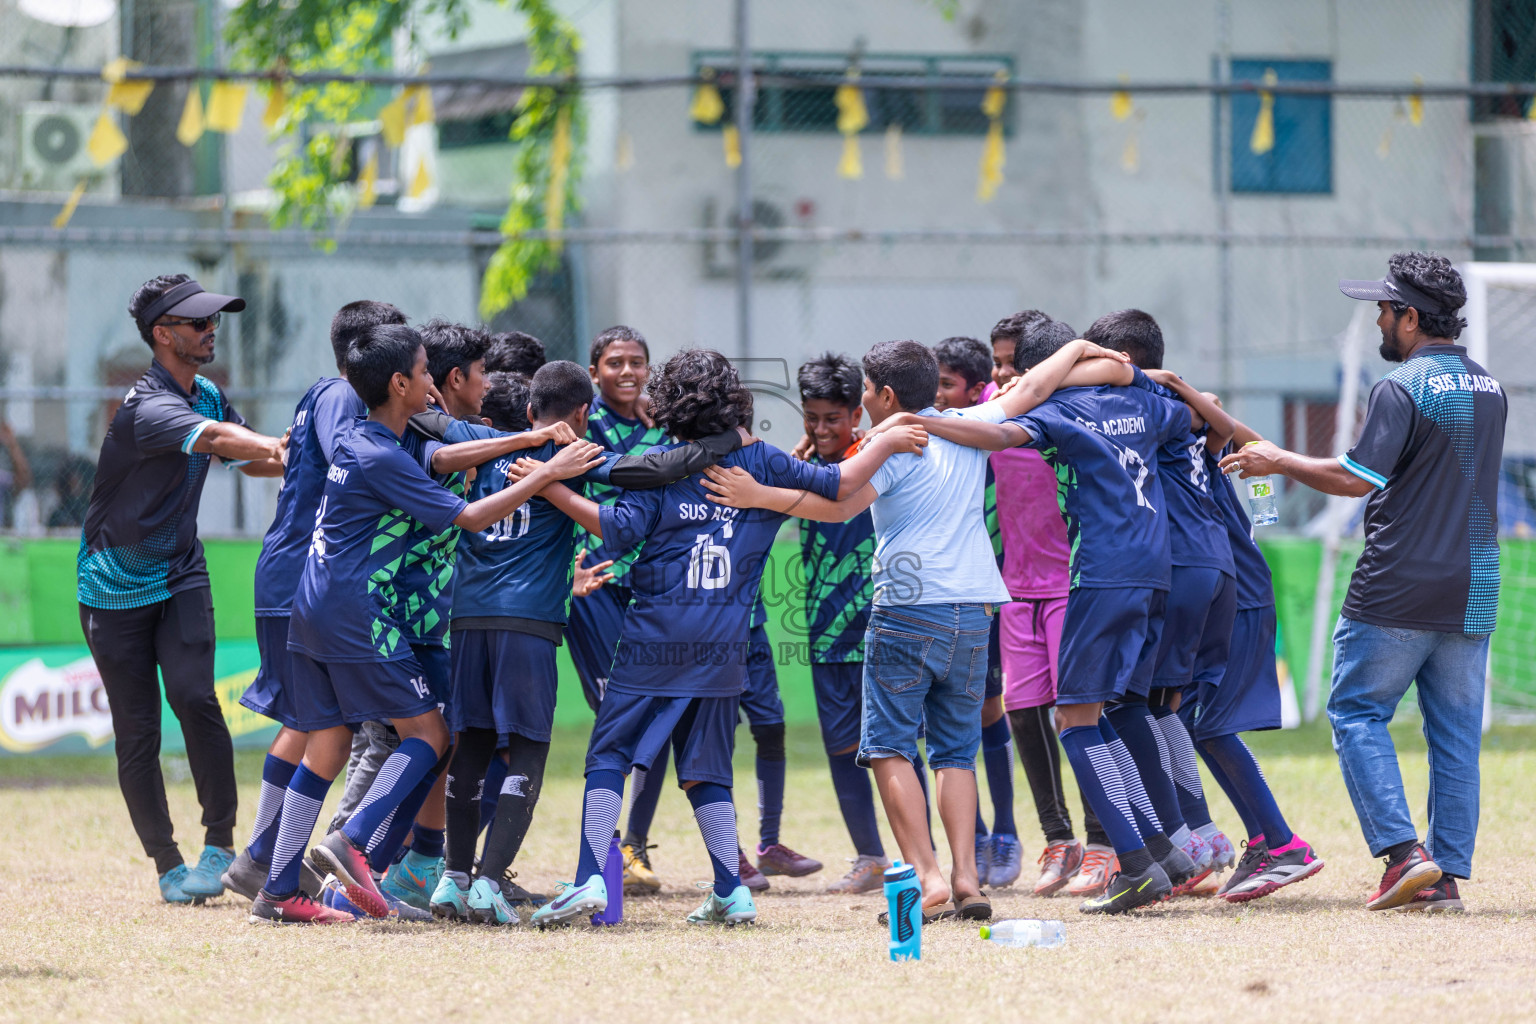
[1338,345,1507,634]
[78,360,246,610]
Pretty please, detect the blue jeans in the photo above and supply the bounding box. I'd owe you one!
[859,603,992,771]
[1327,616,1489,878]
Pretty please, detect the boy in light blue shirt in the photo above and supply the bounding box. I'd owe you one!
[704,337,1124,920]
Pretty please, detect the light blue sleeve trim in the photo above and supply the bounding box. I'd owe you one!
[222,459,251,470]
[180,418,214,454]
[1337,453,1387,489]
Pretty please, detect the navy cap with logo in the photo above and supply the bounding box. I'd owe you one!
[1337,273,1458,316]
[136,279,247,326]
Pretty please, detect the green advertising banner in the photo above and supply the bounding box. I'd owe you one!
[1,534,1530,756]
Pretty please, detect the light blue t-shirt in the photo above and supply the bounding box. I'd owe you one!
[867,404,1011,608]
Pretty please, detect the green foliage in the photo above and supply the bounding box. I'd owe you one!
[479,0,582,319]
[224,0,586,320]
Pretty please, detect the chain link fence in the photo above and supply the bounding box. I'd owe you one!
[2,1,1536,538]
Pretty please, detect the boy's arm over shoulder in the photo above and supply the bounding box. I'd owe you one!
[597,485,663,550]
[604,428,744,489]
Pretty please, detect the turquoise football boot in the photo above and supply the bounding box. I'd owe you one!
[182,845,235,900]
[467,877,522,926]
[429,873,471,921]
[686,883,757,925]
[159,864,195,904]
[530,875,607,928]
[382,851,442,912]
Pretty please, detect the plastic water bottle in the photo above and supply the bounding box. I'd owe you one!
[592,830,623,926]
[883,861,922,962]
[1246,476,1280,526]
[979,919,1066,948]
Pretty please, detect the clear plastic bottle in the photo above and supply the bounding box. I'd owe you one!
[1246,475,1280,526]
[978,919,1066,948]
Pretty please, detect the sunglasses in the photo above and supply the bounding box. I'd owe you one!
[159,313,221,331]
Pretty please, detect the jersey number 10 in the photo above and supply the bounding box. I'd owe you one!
[687,533,732,590]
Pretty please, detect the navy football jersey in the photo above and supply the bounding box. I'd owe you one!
[449,424,618,639]
[579,397,671,585]
[254,377,365,617]
[600,442,839,697]
[1206,445,1275,611]
[1011,384,1189,591]
[289,419,465,663]
[1128,368,1233,576]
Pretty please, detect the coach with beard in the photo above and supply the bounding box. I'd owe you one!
[78,274,287,904]
[1222,252,1506,915]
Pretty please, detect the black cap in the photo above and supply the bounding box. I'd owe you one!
[1338,273,1456,316]
[137,279,247,326]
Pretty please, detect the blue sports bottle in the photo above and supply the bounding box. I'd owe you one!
[883,860,922,961]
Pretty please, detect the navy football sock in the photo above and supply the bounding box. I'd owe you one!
[981,716,1016,836]
[751,722,786,847]
[343,737,438,861]
[975,808,989,838]
[1057,725,1144,857]
[826,750,884,858]
[687,781,743,898]
[622,742,668,848]
[1152,703,1212,828]
[1104,700,1184,835]
[247,754,297,865]
[1200,734,1292,846]
[480,752,508,836]
[1197,746,1261,839]
[410,826,444,859]
[577,769,626,884]
[1096,715,1164,840]
[265,762,331,897]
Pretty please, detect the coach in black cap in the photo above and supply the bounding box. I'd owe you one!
[79,273,288,904]
[1222,251,1506,915]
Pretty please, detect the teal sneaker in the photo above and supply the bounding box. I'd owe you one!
[686,884,757,926]
[467,877,522,926]
[429,873,471,921]
[182,845,235,900]
[382,851,442,912]
[530,875,607,928]
[159,864,196,904]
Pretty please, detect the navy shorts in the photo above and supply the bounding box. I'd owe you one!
[585,689,738,788]
[567,583,630,712]
[1057,587,1166,705]
[1152,567,1229,692]
[984,611,1004,700]
[290,642,449,730]
[1193,605,1282,740]
[739,621,784,727]
[241,615,301,729]
[811,660,863,753]
[1183,571,1238,702]
[449,628,559,741]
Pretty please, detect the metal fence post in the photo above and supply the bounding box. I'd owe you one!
[734,0,754,359]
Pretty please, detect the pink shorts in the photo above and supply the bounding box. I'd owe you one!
[1000,596,1068,711]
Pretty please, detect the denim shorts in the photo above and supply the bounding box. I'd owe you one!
[859,602,993,771]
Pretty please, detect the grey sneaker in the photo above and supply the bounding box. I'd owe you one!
[826,855,890,894]
[222,848,268,902]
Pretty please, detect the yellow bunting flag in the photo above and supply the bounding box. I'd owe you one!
[409,158,430,200]
[177,85,205,147]
[407,84,435,127]
[838,135,862,180]
[205,81,249,134]
[379,91,408,148]
[834,80,868,136]
[86,109,128,166]
[1249,69,1276,155]
[1408,75,1424,126]
[1111,74,1132,121]
[723,124,742,168]
[977,120,1005,201]
[357,151,378,209]
[544,105,572,242]
[262,82,287,130]
[52,181,87,229]
[885,123,904,180]
[977,72,1008,201]
[690,70,726,125]
[102,58,153,115]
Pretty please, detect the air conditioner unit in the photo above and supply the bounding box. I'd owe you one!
[18,102,109,192]
[702,195,815,279]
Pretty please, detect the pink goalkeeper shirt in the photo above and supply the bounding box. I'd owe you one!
[976,381,1069,599]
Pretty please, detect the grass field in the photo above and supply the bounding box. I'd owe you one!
[3,720,1534,1024]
